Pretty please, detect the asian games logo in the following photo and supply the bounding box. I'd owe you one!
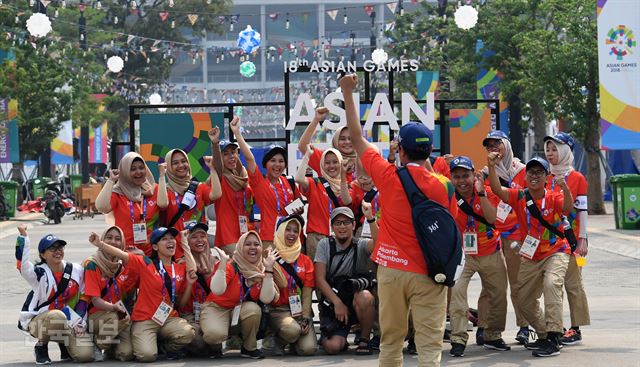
[606,25,636,61]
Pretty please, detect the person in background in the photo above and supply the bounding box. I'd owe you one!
[447,156,509,357]
[83,225,135,361]
[341,74,458,367]
[159,148,221,259]
[199,231,281,359]
[16,225,94,364]
[488,154,573,357]
[208,124,255,255]
[96,152,167,256]
[296,146,351,260]
[544,132,590,345]
[88,227,196,362]
[347,159,379,238]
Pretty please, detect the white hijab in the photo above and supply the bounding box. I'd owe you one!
[482,138,525,182]
[546,140,574,177]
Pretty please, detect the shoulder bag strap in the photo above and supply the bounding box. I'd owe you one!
[455,191,496,229]
[35,263,74,311]
[318,177,342,208]
[152,258,175,306]
[277,260,305,290]
[524,189,565,239]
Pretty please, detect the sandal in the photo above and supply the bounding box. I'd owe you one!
[355,338,372,355]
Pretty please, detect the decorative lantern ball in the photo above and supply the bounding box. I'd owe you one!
[454,5,478,30]
[371,48,388,66]
[239,61,256,78]
[149,93,162,105]
[237,25,261,54]
[26,13,52,38]
[107,56,124,73]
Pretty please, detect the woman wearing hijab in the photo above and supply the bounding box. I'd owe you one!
[88,227,196,362]
[208,125,255,255]
[96,152,168,256]
[231,116,301,249]
[268,215,317,356]
[544,132,590,346]
[199,231,281,359]
[15,224,94,364]
[479,130,531,344]
[298,107,357,182]
[296,146,351,260]
[83,225,135,361]
[159,148,222,259]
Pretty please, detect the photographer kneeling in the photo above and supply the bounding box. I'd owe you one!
[314,206,377,355]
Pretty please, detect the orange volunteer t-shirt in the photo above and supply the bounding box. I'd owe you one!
[432,156,451,179]
[127,254,187,322]
[506,188,571,261]
[214,178,254,247]
[360,147,458,274]
[547,170,587,240]
[272,254,315,307]
[47,272,80,311]
[110,185,160,256]
[248,170,296,242]
[302,177,348,236]
[485,169,526,241]
[308,148,355,183]
[453,187,502,257]
[205,262,262,309]
[84,260,136,315]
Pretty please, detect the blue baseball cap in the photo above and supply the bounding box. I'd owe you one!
[185,222,209,234]
[449,156,475,171]
[544,132,576,151]
[38,234,67,253]
[482,130,510,146]
[219,140,239,152]
[276,214,305,231]
[398,122,433,152]
[262,145,288,168]
[150,227,179,244]
[526,157,550,175]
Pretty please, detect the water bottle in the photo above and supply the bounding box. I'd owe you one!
[181,179,199,210]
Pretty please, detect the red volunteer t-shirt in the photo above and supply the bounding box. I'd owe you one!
[127,254,188,321]
[360,147,458,274]
[546,170,587,239]
[506,188,571,261]
[205,262,262,309]
[453,187,502,257]
[432,156,451,179]
[350,183,380,225]
[180,261,222,314]
[84,260,136,315]
[248,170,296,242]
[272,254,315,307]
[110,185,160,256]
[309,148,355,183]
[302,177,348,236]
[214,178,254,247]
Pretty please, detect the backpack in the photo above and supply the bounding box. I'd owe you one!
[397,167,464,287]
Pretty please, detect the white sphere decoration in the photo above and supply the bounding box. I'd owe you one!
[149,93,162,105]
[371,48,388,66]
[106,56,124,73]
[454,5,478,30]
[26,13,52,38]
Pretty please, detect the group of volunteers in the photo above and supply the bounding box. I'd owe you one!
[15,74,590,367]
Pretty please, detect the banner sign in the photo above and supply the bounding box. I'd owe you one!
[476,40,508,134]
[449,109,493,167]
[51,120,74,164]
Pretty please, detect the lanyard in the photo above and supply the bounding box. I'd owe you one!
[158,261,176,305]
[526,195,546,237]
[129,198,147,222]
[270,177,289,215]
[236,189,248,215]
[195,282,205,303]
[53,282,71,309]
[108,278,121,302]
[465,193,476,231]
[286,261,300,294]
[239,275,253,303]
[550,174,569,191]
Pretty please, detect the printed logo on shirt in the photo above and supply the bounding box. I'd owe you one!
[119,274,128,282]
[475,203,481,210]
[148,200,155,207]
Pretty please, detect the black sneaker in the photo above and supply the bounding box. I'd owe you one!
[484,338,511,351]
[449,342,465,357]
[369,335,380,351]
[560,328,582,345]
[241,347,265,359]
[58,343,71,361]
[476,327,485,346]
[165,351,184,360]
[532,339,560,357]
[406,338,418,355]
[524,339,547,351]
[34,344,51,365]
[443,329,451,343]
[516,327,532,345]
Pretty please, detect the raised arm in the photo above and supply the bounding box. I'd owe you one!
[362,201,378,253]
[208,127,224,179]
[555,176,574,215]
[230,116,257,174]
[476,174,497,224]
[179,230,197,271]
[15,225,38,287]
[156,163,168,209]
[259,248,278,304]
[339,160,353,205]
[96,169,118,213]
[340,74,376,156]
[295,147,312,192]
[178,270,197,309]
[205,157,222,201]
[209,254,228,295]
[487,152,510,203]
[88,232,130,265]
[298,107,329,154]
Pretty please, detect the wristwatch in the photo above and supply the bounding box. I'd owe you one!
[366,217,376,223]
[477,192,486,197]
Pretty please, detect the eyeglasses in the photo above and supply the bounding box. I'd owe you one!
[484,141,503,150]
[332,220,354,227]
[47,245,65,253]
[526,169,546,178]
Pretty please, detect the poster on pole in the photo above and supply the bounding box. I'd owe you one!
[598,0,640,149]
[51,120,74,164]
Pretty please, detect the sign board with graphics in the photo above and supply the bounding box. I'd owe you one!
[597,0,640,149]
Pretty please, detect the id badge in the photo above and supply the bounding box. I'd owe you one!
[231,304,241,326]
[463,232,478,255]
[151,301,172,326]
[288,295,302,318]
[193,301,201,322]
[239,216,249,234]
[361,220,372,238]
[133,222,148,244]
[519,235,541,259]
[496,202,512,223]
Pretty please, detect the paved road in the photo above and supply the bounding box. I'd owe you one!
[0,209,639,366]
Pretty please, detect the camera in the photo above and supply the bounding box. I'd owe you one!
[339,277,375,294]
